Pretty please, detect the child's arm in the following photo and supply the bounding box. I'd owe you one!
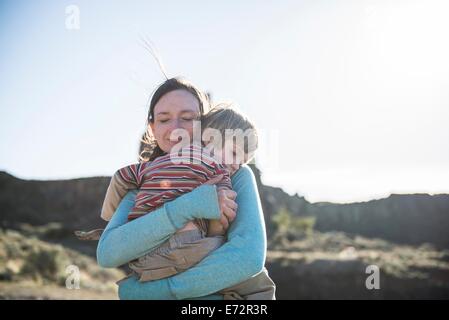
[101,163,144,221]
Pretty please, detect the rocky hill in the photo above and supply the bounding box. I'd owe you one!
[1,168,448,249]
[0,171,108,231]
[1,169,449,299]
[250,165,449,249]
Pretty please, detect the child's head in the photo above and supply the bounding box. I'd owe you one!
[201,103,258,175]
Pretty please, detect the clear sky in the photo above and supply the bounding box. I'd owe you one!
[1,0,448,203]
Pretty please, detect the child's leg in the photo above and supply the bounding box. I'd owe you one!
[128,229,225,282]
[218,268,276,300]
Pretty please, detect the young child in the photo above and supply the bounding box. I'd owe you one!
[78,105,275,299]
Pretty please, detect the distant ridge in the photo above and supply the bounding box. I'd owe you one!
[1,169,449,248]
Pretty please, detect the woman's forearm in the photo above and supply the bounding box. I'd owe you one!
[117,276,224,300]
[118,165,266,300]
[96,185,221,268]
[167,165,266,299]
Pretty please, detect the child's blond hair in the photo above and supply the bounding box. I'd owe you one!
[201,103,258,163]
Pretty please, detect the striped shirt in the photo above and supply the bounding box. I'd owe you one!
[114,144,232,222]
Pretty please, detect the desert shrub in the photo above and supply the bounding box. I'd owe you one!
[0,228,126,292]
[19,223,71,239]
[20,246,69,283]
[272,207,316,241]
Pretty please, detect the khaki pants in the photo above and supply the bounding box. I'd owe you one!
[218,268,276,300]
[124,229,276,300]
[127,229,224,282]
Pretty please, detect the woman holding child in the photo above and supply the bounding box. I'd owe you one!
[95,77,275,300]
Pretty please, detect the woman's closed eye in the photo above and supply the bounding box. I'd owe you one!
[181,112,200,122]
[157,116,197,124]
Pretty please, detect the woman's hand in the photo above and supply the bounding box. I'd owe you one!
[205,175,238,229]
[216,189,237,229]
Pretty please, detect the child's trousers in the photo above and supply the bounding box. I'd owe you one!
[123,229,276,300]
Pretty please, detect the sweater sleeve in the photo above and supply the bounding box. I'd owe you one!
[117,165,267,300]
[96,184,222,269]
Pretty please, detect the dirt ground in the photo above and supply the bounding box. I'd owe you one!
[0,281,118,300]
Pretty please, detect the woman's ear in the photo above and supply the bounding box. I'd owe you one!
[149,122,154,133]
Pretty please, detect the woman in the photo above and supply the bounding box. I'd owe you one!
[96,77,270,299]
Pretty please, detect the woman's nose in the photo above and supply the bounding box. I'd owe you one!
[167,118,182,132]
[167,119,191,140]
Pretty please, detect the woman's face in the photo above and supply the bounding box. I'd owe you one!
[150,89,201,153]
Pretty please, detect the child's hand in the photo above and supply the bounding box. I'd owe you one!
[204,174,224,186]
[207,219,226,237]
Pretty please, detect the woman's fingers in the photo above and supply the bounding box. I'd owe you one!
[217,189,237,201]
[223,190,237,200]
[204,174,224,185]
[222,206,237,223]
[225,199,238,211]
[219,214,229,230]
[216,188,237,227]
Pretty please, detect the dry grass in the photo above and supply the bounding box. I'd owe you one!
[0,228,125,300]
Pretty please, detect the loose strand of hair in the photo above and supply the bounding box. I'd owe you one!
[138,34,170,81]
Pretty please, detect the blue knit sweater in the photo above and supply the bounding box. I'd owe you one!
[96,165,267,299]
